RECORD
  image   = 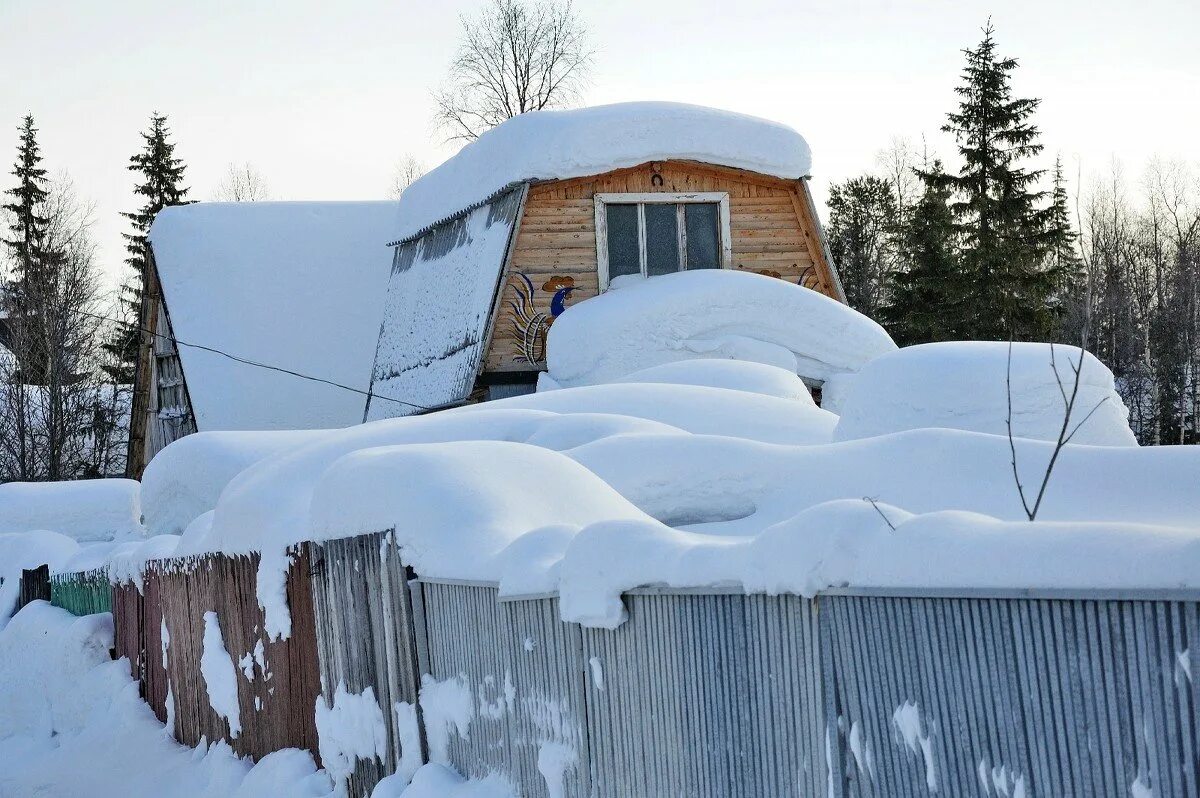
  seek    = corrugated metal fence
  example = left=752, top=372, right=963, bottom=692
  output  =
left=40, top=532, right=1200, bottom=797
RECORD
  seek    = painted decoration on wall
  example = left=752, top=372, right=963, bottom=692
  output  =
left=756, top=266, right=820, bottom=290
left=509, top=272, right=577, bottom=364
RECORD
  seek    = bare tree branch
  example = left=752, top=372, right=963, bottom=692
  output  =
left=433, top=0, right=594, bottom=142
left=214, top=162, right=271, bottom=202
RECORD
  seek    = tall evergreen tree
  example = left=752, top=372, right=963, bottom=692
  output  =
left=940, top=22, right=1053, bottom=340
left=103, top=113, right=190, bottom=383
left=2, top=115, right=66, bottom=381
left=1043, top=155, right=1084, bottom=332
left=827, top=175, right=899, bottom=319
left=882, top=160, right=965, bottom=345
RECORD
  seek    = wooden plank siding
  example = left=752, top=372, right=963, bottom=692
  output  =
left=483, top=161, right=841, bottom=373
left=126, top=246, right=198, bottom=479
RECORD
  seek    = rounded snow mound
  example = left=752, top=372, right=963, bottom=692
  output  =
left=833, top=341, right=1137, bottom=447
left=308, top=440, right=651, bottom=580
left=614, top=360, right=815, bottom=404
left=543, top=270, right=896, bottom=388
left=142, top=430, right=329, bottom=537
left=0, top=479, right=143, bottom=542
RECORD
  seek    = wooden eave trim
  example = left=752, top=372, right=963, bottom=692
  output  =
left=790, top=180, right=848, bottom=304
left=526, top=159, right=806, bottom=193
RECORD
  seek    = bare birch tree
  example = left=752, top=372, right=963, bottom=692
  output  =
left=214, top=162, right=271, bottom=202
left=433, top=0, right=593, bottom=141
left=390, top=155, right=425, bottom=200
left=0, top=175, right=126, bottom=481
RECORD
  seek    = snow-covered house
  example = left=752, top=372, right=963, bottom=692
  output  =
left=364, top=102, right=846, bottom=419
left=128, top=202, right=397, bottom=477
left=131, top=103, right=847, bottom=473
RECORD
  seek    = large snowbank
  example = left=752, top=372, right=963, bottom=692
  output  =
left=0, top=479, right=143, bottom=542
left=541, top=271, right=895, bottom=388
left=833, top=341, right=1138, bottom=446
left=0, top=602, right=337, bottom=797
left=611, top=359, right=815, bottom=403
left=148, top=201, right=396, bottom=431
left=178, top=408, right=688, bottom=637
left=393, top=102, right=811, bottom=243
left=464, top=382, right=835, bottom=444
left=142, top=430, right=330, bottom=536
left=309, top=441, right=648, bottom=582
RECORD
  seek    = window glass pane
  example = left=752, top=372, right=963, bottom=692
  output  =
left=644, top=203, right=680, bottom=276
left=685, top=203, right=721, bottom=269
left=605, top=204, right=641, bottom=280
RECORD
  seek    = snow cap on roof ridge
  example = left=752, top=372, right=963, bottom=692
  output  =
left=392, top=101, right=812, bottom=243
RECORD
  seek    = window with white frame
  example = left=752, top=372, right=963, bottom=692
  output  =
left=594, top=193, right=731, bottom=289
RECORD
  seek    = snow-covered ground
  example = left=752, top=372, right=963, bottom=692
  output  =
left=2, top=269, right=1198, bottom=795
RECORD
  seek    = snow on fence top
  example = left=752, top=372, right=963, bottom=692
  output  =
left=0, top=479, right=143, bottom=542
left=392, top=101, right=813, bottom=243
left=541, top=270, right=896, bottom=387
left=833, top=341, right=1138, bottom=447
left=148, top=201, right=397, bottom=432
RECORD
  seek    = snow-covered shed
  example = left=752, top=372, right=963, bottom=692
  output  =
left=128, top=201, right=398, bottom=477
left=364, top=102, right=847, bottom=420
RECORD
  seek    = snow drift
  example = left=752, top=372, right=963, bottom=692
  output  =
left=0, top=479, right=143, bottom=542
left=541, top=270, right=895, bottom=387
left=833, top=341, right=1137, bottom=446
left=141, top=430, right=330, bottom=537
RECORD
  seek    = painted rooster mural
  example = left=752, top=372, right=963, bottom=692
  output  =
left=510, top=273, right=576, bottom=364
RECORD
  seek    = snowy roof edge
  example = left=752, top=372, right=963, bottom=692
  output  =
left=386, top=180, right=528, bottom=247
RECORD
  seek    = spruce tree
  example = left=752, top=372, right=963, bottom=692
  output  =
left=941, top=22, right=1053, bottom=340
left=2, top=115, right=66, bottom=381
left=882, top=160, right=964, bottom=345
left=1043, top=155, right=1084, bottom=329
left=103, top=113, right=190, bottom=383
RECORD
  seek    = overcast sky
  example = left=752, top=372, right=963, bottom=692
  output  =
left=1, top=0, right=1197, bottom=290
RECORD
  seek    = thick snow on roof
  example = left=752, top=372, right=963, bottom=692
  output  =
left=833, top=341, right=1138, bottom=446
left=393, top=102, right=812, bottom=242
left=148, top=201, right=397, bottom=431
left=0, top=479, right=143, bottom=542
left=542, top=270, right=896, bottom=387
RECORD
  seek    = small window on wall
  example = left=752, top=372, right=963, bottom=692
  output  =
left=595, top=193, right=731, bottom=289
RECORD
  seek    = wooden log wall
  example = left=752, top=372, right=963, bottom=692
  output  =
left=484, top=160, right=842, bottom=373
left=50, top=568, right=112, bottom=616
left=309, top=531, right=426, bottom=797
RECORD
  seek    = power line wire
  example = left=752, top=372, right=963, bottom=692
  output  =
left=79, top=308, right=437, bottom=412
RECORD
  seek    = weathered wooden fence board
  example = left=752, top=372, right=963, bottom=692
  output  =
left=155, top=549, right=322, bottom=759
left=50, top=569, right=112, bottom=616
left=309, top=531, right=425, bottom=798
left=17, top=564, right=50, bottom=612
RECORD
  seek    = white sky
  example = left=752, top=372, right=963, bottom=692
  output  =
left=2, top=0, right=1197, bottom=290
